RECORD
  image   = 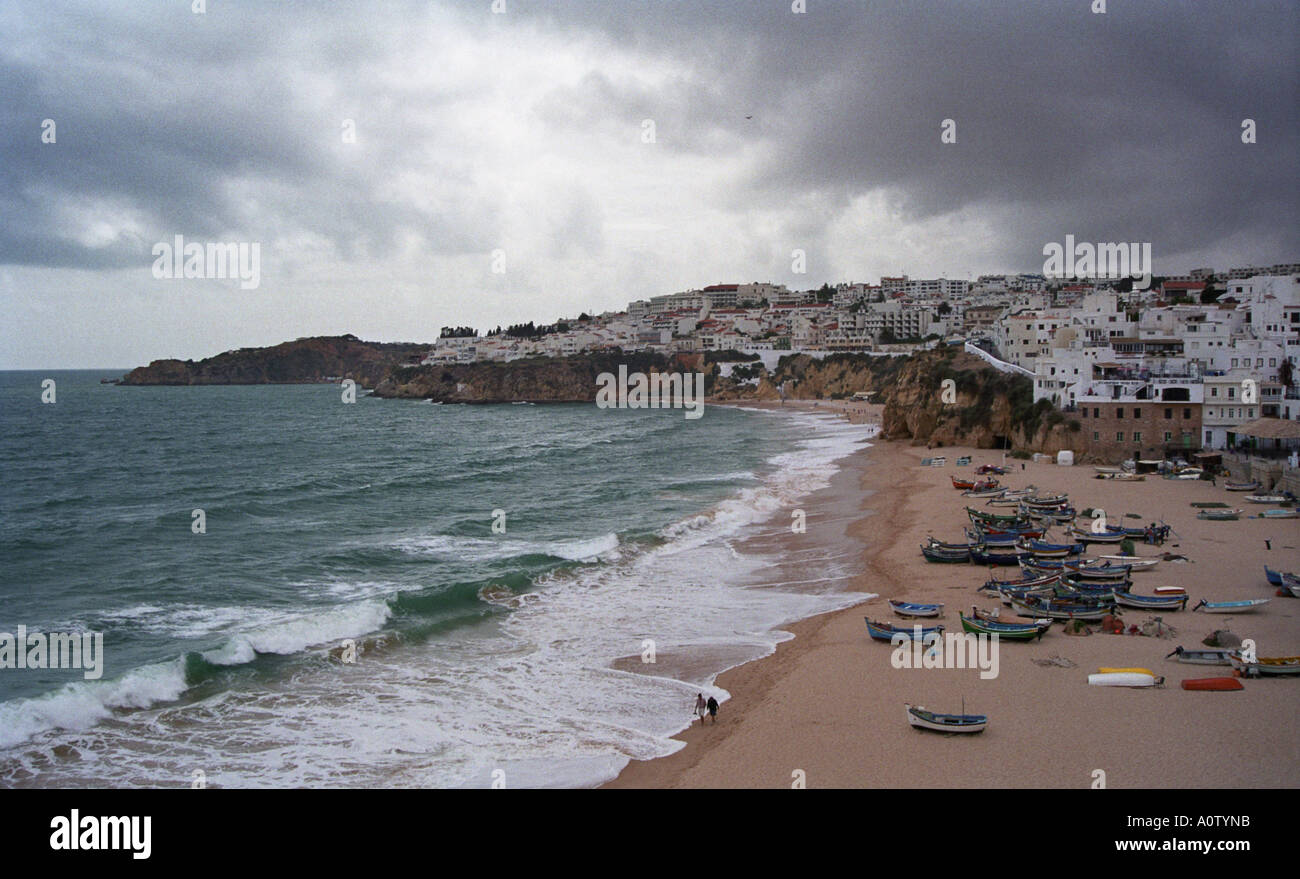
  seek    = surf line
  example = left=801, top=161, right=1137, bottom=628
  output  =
left=595, top=365, right=705, bottom=419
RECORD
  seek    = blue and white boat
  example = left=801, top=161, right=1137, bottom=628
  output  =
left=905, top=703, right=987, bottom=734
left=888, top=600, right=944, bottom=618
left=1192, top=598, right=1270, bottom=614
left=865, top=617, right=944, bottom=641
left=1114, top=590, right=1189, bottom=611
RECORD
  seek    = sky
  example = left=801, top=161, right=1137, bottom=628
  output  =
left=1, top=0, right=1297, bottom=369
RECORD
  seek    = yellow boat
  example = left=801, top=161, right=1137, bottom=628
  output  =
left=1098, top=666, right=1154, bottom=675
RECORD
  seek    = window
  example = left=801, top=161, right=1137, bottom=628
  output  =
left=1165, top=408, right=1172, bottom=419
left=1250, top=408, right=1255, bottom=418
left=1081, top=408, right=1087, bottom=418
left=1117, top=408, right=1124, bottom=418
left=1133, top=408, right=1141, bottom=418
left=1211, top=388, right=1218, bottom=397
left=1133, top=432, right=1142, bottom=443
left=1164, top=431, right=1172, bottom=442
left=1228, top=387, right=1235, bottom=399
left=1093, top=431, right=1100, bottom=441
left=1205, top=431, right=1212, bottom=443
left=1093, top=408, right=1099, bottom=418
left=1183, top=408, right=1191, bottom=419
left=1116, top=432, right=1124, bottom=442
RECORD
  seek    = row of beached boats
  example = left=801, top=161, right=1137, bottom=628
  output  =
left=894, top=468, right=1299, bottom=734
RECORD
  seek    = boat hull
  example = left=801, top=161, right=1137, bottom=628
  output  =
left=1181, top=678, right=1243, bottom=691
left=1193, top=599, right=1269, bottom=613
left=905, top=704, right=987, bottom=734
left=1088, top=672, right=1163, bottom=688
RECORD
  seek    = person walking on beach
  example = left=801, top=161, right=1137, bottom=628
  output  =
left=695, top=693, right=707, bottom=726
left=706, top=695, right=719, bottom=724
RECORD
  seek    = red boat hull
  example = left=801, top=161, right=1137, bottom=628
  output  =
left=1181, top=677, right=1243, bottom=691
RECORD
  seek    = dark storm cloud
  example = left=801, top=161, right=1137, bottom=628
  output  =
left=0, top=1, right=498, bottom=270
left=518, top=0, right=1300, bottom=266
left=1, top=0, right=1296, bottom=277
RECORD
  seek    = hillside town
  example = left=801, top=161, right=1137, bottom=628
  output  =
left=422, top=263, right=1300, bottom=460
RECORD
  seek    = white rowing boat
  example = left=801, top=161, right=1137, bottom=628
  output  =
left=1088, top=672, right=1164, bottom=688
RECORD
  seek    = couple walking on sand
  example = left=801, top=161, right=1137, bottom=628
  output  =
left=694, top=693, right=719, bottom=725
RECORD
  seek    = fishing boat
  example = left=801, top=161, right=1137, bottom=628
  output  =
left=1282, top=572, right=1300, bottom=597
left=921, top=544, right=970, bottom=563
left=1257, top=509, right=1300, bottom=519
left=1058, top=575, right=1125, bottom=595
left=966, top=507, right=1024, bottom=525
left=952, top=476, right=976, bottom=490
left=1197, top=509, right=1242, bottom=521
left=965, top=527, right=1019, bottom=546
left=1192, top=598, right=1270, bottom=614
left=904, top=703, right=987, bottom=734
left=1010, top=597, right=1111, bottom=621
left=1070, top=527, right=1126, bottom=543
left=969, top=547, right=1026, bottom=566
left=865, top=617, right=944, bottom=642
left=1113, top=590, right=1189, bottom=611
left=1088, top=672, right=1164, bottom=688
left=1096, top=555, right=1159, bottom=570
left=1165, top=646, right=1235, bottom=666
left=1228, top=654, right=1300, bottom=677
left=979, top=524, right=1046, bottom=539
left=1098, top=666, right=1154, bottom=675
left=1172, top=468, right=1204, bottom=480
left=1093, top=466, right=1122, bottom=474
left=1062, top=560, right=1133, bottom=579
left=1245, top=494, right=1288, bottom=504
left=971, top=605, right=1050, bottom=627
left=1022, top=493, right=1069, bottom=507
left=1181, top=678, right=1243, bottom=691
left=994, top=585, right=1059, bottom=606
left=889, top=599, right=944, bottom=618
left=976, top=464, right=1008, bottom=475
left=1017, top=539, right=1085, bottom=558
left=983, top=571, right=1060, bottom=591
left=959, top=612, right=1047, bottom=641
left=929, top=535, right=980, bottom=550
left=964, top=486, right=1005, bottom=499
left=1224, top=481, right=1261, bottom=492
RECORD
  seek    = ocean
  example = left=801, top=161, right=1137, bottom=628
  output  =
left=0, top=370, right=874, bottom=788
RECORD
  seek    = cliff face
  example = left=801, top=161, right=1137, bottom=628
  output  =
left=120, top=336, right=428, bottom=387
left=712, top=349, right=1085, bottom=456
left=373, top=351, right=683, bottom=403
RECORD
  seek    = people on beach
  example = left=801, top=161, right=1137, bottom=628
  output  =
left=706, top=695, right=719, bottom=723
left=695, top=693, right=707, bottom=725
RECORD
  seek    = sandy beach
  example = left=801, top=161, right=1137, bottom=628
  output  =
left=606, top=407, right=1300, bottom=788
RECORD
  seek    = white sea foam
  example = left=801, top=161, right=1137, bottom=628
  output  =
left=202, top=600, right=393, bottom=665
left=0, top=658, right=189, bottom=750
left=393, top=532, right=620, bottom=563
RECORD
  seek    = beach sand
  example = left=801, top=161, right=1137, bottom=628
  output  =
left=606, top=413, right=1300, bottom=788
